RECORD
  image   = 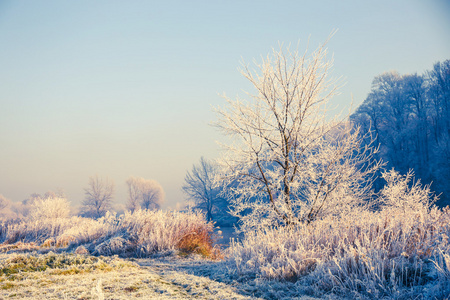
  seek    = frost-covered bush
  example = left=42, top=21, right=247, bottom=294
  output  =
left=0, top=197, right=73, bottom=244
left=90, top=209, right=216, bottom=257
left=29, top=197, right=71, bottom=220
left=0, top=208, right=216, bottom=258
left=379, top=169, right=436, bottom=213
left=1, top=216, right=86, bottom=245
left=228, top=171, right=450, bottom=298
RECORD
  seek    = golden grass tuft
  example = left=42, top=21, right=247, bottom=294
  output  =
left=55, top=234, right=76, bottom=248
left=176, top=225, right=222, bottom=259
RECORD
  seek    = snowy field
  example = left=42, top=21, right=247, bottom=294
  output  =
left=0, top=251, right=319, bottom=300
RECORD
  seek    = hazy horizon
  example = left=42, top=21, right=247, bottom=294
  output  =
left=1, top=0, right=449, bottom=209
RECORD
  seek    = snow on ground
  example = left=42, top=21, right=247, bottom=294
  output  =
left=0, top=252, right=320, bottom=300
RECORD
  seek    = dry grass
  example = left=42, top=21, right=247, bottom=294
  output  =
left=228, top=171, right=450, bottom=298
left=0, top=252, right=136, bottom=283
left=0, top=242, right=40, bottom=253
left=0, top=209, right=218, bottom=258
left=228, top=206, right=450, bottom=297
left=176, top=224, right=222, bottom=259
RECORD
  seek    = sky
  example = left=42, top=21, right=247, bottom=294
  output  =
left=0, top=0, right=449, bottom=209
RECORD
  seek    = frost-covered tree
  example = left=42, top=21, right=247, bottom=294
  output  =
left=126, top=177, right=164, bottom=211
left=0, top=194, right=9, bottom=210
left=428, top=60, right=450, bottom=141
left=0, top=194, right=17, bottom=220
left=351, top=60, right=450, bottom=206
left=82, top=175, right=115, bottom=218
left=126, top=176, right=142, bottom=212
left=182, top=157, right=229, bottom=222
left=404, top=73, right=429, bottom=174
left=214, top=41, right=382, bottom=229
left=352, top=72, right=414, bottom=172
left=22, top=193, right=42, bottom=206
left=427, top=60, right=450, bottom=204
left=140, top=179, right=164, bottom=210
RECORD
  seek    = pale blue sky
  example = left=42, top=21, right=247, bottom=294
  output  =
left=0, top=0, right=449, bottom=208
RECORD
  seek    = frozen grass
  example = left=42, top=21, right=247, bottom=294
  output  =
left=0, top=252, right=260, bottom=299
left=89, top=209, right=220, bottom=258
left=0, top=252, right=136, bottom=280
left=0, top=204, right=218, bottom=258
left=227, top=171, right=450, bottom=298
left=0, top=252, right=142, bottom=299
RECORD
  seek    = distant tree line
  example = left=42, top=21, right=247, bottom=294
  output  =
left=0, top=175, right=165, bottom=220
left=351, top=60, right=450, bottom=206
left=82, top=175, right=165, bottom=218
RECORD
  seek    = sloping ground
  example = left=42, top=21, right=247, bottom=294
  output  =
left=0, top=252, right=319, bottom=300
left=136, top=256, right=321, bottom=300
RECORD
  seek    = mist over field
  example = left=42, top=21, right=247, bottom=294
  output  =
left=1, top=1, right=449, bottom=299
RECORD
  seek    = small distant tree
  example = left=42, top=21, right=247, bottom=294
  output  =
left=43, top=189, right=66, bottom=200
left=0, top=194, right=10, bottom=210
left=22, top=193, right=42, bottom=206
left=82, top=175, right=115, bottom=218
left=182, top=157, right=224, bottom=221
left=126, top=177, right=141, bottom=212
left=0, top=194, right=16, bottom=220
left=126, top=177, right=164, bottom=211
left=140, top=179, right=164, bottom=210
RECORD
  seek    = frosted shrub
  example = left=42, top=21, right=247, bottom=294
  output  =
left=379, top=169, right=436, bottom=213
left=29, top=197, right=71, bottom=220
left=0, top=197, right=74, bottom=244
left=60, top=218, right=102, bottom=245
left=0, top=208, right=216, bottom=258
left=1, top=216, right=85, bottom=245
left=91, top=209, right=216, bottom=257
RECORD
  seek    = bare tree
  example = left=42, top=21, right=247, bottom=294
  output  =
left=140, top=179, right=164, bottom=210
left=126, top=176, right=142, bottom=212
left=126, top=177, right=164, bottom=211
left=82, top=175, right=115, bottom=218
left=182, top=157, right=223, bottom=221
left=0, top=194, right=10, bottom=210
left=214, top=41, right=382, bottom=229
left=22, top=189, right=66, bottom=206
left=22, top=193, right=41, bottom=206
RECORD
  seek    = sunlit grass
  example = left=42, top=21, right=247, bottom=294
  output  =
left=0, top=205, right=218, bottom=258
left=227, top=172, right=450, bottom=298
